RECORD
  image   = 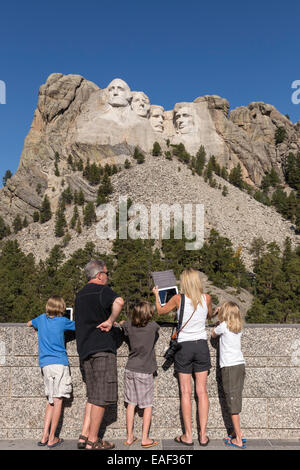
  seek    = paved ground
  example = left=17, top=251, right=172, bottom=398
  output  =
left=0, top=439, right=299, bottom=451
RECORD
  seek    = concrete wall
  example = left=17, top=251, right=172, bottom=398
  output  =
left=0, top=324, right=299, bottom=440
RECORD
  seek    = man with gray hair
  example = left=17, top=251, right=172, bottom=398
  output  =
left=75, top=260, right=124, bottom=450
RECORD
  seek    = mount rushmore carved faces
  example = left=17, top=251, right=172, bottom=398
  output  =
left=131, top=92, right=151, bottom=117
left=149, top=105, right=165, bottom=133
left=107, top=78, right=132, bottom=107
left=174, top=104, right=196, bottom=134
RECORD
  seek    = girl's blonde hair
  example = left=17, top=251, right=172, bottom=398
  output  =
left=131, top=301, right=154, bottom=328
left=180, top=268, right=204, bottom=310
left=218, top=301, right=243, bottom=333
left=46, top=296, right=66, bottom=317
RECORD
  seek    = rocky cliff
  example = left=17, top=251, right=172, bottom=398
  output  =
left=0, top=73, right=300, bottom=263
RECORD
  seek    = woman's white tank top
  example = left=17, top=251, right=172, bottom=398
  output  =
left=177, top=294, right=208, bottom=343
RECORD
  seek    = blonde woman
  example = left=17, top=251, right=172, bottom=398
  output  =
left=153, top=268, right=213, bottom=446
left=211, top=302, right=246, bottom=449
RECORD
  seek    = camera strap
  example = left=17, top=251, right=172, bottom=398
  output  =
left=177, top=294, right=185, bottom=333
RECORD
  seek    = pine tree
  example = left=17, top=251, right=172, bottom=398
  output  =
left=54, top=163, right=60, bottom=177
left=88, top=162, right=101, bottom=185
left=55, top=207, right=67, bottom=238
left=0, top=216, right=11, bottom=240
left=221, top=167, right=228, bottom=180
left=78, top=189, right=85, bottom=205
left=229, top=163, right=244, bottom=189
left=124, top=159, right=131, bottom=169
left=271, top=188, right=288, bottom=217
left=275, top=127, right=287, bottom=145
left=96, top=174, right=113, bottom=205
left=171, top=143, right=191, bottom=164
left=77, top=158, right=84, bottom=172
left=194, top=146, right=206, bottom=175
left=83, top=158, right=91, bottom=178
left=74, top=190, right=79, bottom=205
left=254, top=190, right=271, bottom=206
left=70, top=205, right=79, bottom=229
left=222, top=185, right=228, bottom=197
left=40, top=195, right=52, bottom=224
left=133, top=147, right=145, bottom=164
left=13, top=215, right=23, bottom=233
left=152, top=141, right=162, bottom=156
left=61, top=186, right=73, bottom=205
left=3, top=170, right=12, bottom=186
left=111, top=164, right=118, bottom=175
left=83, top=202, right=97, bottom=227
left=33, top=211, right=40, bottom=223
left=76, top=217, right=82, bottom=234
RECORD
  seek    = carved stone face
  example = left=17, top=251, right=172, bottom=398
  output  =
left=150, top=106, right=164, bottom=133
left=131, top=92, right=150, bottom=117
left=174, top=106, right=195, bottom=134
left=107, top=79, right=132, bottom=107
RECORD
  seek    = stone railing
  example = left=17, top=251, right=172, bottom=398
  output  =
left=0, top=324, right=299, bottom=440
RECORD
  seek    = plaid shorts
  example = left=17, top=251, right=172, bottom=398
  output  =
left=124, top=369, right=154, bottom=409
left=82, top=352, right=118, bottom=407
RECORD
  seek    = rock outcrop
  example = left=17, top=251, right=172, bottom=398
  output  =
left=3, top=154, right=299, bottom=271
left=0, top=73, right=300, bottom=258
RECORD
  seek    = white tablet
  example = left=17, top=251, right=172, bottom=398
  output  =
left=64, top=307, right=73, bottom=321
left=158, top=286, right=178, bottom=306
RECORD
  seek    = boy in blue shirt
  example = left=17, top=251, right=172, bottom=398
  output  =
left=27, top=296, right=75, bottom=448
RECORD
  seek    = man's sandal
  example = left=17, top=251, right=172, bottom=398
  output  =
left=86, top=439, right=115, bottom=450
left=77, top=434, right=88, bottom=449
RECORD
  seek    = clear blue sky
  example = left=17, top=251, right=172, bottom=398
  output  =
left=0, top=0, right=299, bottom=185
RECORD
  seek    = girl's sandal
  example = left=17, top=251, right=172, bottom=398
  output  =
left=77, top=434, right=88, bottom=449
left=124, top=437, right=138, bottom=446
left=223, top=435, right=246, bottom=444
left=86, top=439, right=115, bottom=450
left=224, top=437, right=246, bottom=449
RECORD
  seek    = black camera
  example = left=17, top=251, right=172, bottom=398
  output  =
left=162, top=339, right=182, bottom=371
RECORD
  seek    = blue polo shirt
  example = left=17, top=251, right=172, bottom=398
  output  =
left=32, top=313, right=75, bottom=367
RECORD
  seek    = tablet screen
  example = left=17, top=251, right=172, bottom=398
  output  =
left=158, top=287, right=178, bottom=306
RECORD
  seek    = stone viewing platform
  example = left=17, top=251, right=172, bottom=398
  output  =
left=0, top=323, right=299, bottom=442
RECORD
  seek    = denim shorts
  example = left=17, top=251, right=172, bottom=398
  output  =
left=174, top=339, right=211, bottom=374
